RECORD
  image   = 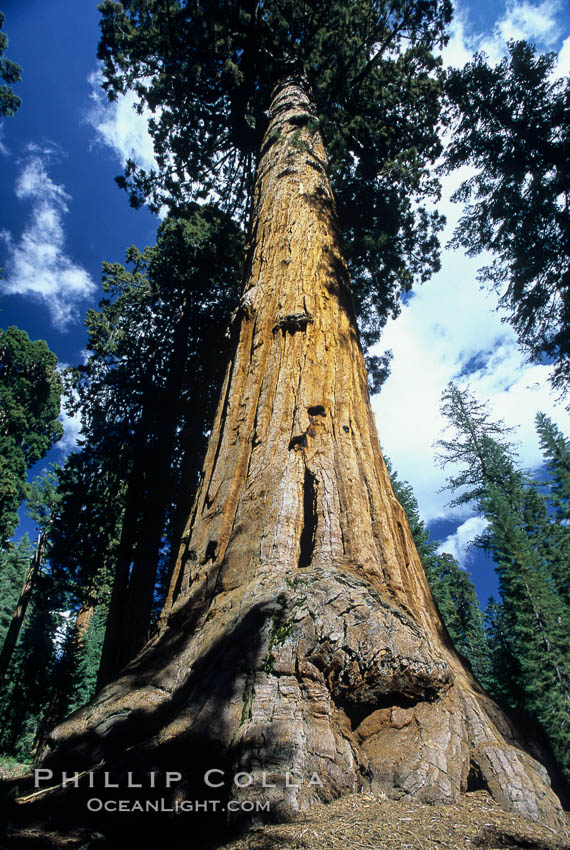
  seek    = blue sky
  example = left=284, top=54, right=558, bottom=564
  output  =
left=1, top=0, right=569, bottom=606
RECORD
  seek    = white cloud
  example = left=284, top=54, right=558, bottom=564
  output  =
left=57, top=405, right=83, bottom=456
left=442, top=0, right=567, bottom=69
left=385, top=0, right=570, bottom=528
left=438, top=516, right=490, bottom=566
left=372, top=169, right=568, bottom=525
left=1, top=154, right=96, bottom=328
left=0, top=125, right=8, bottom=156
left=495, top=0, right=562, bottom=46
left=553, top=35, right=570, bottom=76
left=441, top=9, right=477, bottom=68
left=85, top=70, right=156, bottom=172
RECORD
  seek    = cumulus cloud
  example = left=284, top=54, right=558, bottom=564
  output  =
left=85, top=70, right=156, bottom=172
left=553, top=35, right=570, bottom=76
left=494, top=0, right=563, bottom=46
left=372, top=169, right=568, bottom=525
left=438, top=516, right=490, bottom=566
left=1, top=153, right=96, bottom=328
left=387, top=1, right=570, bottom=529
left=443, top=0, right=567, bottom=68
left=440, top=9, right=478, bottom=67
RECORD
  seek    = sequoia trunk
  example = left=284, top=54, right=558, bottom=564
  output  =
left=15, top=77, right=565, bottom=842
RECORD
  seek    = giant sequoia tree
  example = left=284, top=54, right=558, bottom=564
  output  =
left=7, top=2, right=565, bottom=845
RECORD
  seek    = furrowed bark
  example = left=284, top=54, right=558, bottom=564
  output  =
left=12, top=76, right=565, bottom=844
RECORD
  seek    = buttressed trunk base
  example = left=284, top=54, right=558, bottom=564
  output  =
left=10, top=77, right=565, bottom=845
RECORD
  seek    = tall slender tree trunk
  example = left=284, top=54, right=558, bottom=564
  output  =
left=99, top=301, right=196, bottom=681
left=103, top=299, right=199, bottom=673
left=96, top=460, right=143, bottom=688
left=0, top=530, right=45, bottom=686
left=22, top=76, right=565, bottom=838
left=32, top=597, right=97, bottom=762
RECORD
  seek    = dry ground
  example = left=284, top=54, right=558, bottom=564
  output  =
left=2, top=789, right=569, bottom=849
left=218, top=790, right=570, bottom=850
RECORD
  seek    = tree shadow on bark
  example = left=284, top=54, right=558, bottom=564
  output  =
left=0, top=597, right=294, bottom=849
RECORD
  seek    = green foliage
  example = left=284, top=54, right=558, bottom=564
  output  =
left=534, top=413, right=570, bottom=606
left=68, top=205, right=243, bottom=479
left=435, top=382, right=517, bottom=509
left=69, top=601, right=109, bottom=711
left=0, top=536, right=33, bottom=645
left=0, top=327, right=63, bottom=544
left=0, top=468, right=70, bottom=757
left=0, top=457, right=110, bottom=756
left=387, top=459, right=492, bottom=687
left=443, top=41, right=570, bottom=395
left=436, top=382, right=570, bottom=777
left=57, top=205, right=244, bottom=681
left=484, top=596, right=525, bottom=708
left=481, top=479, right=570, bottom=776
left=264, top=593, right=294, bottom=673
left=0, top=11, right=22, bottom=118
left=97, top=0, right=452, bottom=351
left=47, top=453, right=124, bottom=607
left=430, top=552, right=493, bottom=689
left=535, top=412, right=570, bottom=520
left=0, top=579, right=59, bottom=759
left=0, top=206, right=242, bottom=711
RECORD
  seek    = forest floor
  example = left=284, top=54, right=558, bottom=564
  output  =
left=217, top=790, right=570, bottom=850
left=2, top=785, right=569, bottom=849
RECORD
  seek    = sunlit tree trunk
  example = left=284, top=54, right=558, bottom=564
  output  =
left=30, top=76, right=564, bottom=836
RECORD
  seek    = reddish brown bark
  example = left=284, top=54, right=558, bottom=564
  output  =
left=12, top=76, right=565, bottom=843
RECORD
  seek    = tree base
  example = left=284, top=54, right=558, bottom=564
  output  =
left=5, top=566, right=565, bottom=844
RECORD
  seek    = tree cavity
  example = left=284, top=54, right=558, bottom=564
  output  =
left=298, top=466, right=317, bottom=569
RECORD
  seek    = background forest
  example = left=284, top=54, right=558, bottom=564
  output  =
left=0, top=0, right=568, bottom=792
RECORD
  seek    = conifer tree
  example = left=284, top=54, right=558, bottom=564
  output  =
left=443, top=42, right=570, bottom=395
left=435, top=382, right=517, bottom=509
left=0, top=537, right=33, bottom=645
left=0, top=11, right=21, bottom=118
left=534, top=413, right=570, bottom=606
left=484, top=596, right=524, bottom=708
left=0, top=471, right=65, bottom=758
left=536, top=414, right=570, bottom=518
left=389, top=463, right=492, bottom=687
left=0, top=327, right=63, bottom=545
left=50, top=207, right=243, bottom=684
left=96, top=0, right=449, bottom=366
left=482, top=479, right=569, bottom=776
left=0, top=469, right=62, bottom=686
left=11, top=4, right=566, bottom=840
left=431, top=552, right=493, bottom=689
left=437, top=383, right=570, bottom=778
left=0, top=582, right=59, bottom=759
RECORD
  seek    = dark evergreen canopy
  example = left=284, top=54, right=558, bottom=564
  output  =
left=0, top=11, right=22, bottom=118
left=97, top=0, right=452, bottom=352
left=0, top=327, right=63, bottom=545
left=443, top=41, right=570, bottom=395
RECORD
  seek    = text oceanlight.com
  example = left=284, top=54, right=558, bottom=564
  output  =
left=33, top=769, right=324, bottom=812
left=86, top=798, right=271, bottom=814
